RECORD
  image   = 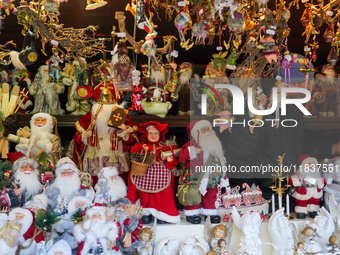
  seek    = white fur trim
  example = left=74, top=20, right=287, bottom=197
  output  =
left=47, top=240, right=72, bottom=255
left=24, top=200, right=45, bottom=211
left=191, top=120, right=212, bottom=140
left=295, top=206, right=307, bottom=213
left=141, top=208, right=181, bottom=223
left=307, top=187, right=323, bottom=199
left=291, top=175, right=302, bottom=187
left=19, top=239, right=36, bottom=255
left=8, top=208, right=33, bottom=236
left=12, top=157, right=39, bottom=174
left=67, top=196, right=92, bottom=216
left=33, top=194, right=48, bottom=208
left=183, top=209, right=201, bottom=216
left=300, top=157, right=318, bottom=168
left=30, top=113, right=54, bottom=133
left=20, top=100, right=33, bottom=110
left=201, top=208, right=217, bottom=215
left=45, top=142, right=53, bottom=154
left=99, top=167, right=118, bottom=179
left=86, top=205, right=106, bottom=219
left=188, top=146, right=197, bottom=161
left=56, top=157, right=77, bottom=169
left=307, top=204, right=320, bottom=212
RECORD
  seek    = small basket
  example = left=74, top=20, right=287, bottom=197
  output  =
left=130, top=149, right=150, bottom=176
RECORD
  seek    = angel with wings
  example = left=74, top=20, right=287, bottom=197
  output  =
left=136, top=219, right=157, bottom=255
left=204, top=215, right=233, bottom=254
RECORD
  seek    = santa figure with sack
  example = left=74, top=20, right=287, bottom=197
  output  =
left=0, top=207, right=45, bottom=255
left=72, top=83, right=138, bottom=180
left=0, top=152, right=43, bottom=208
left=73, top=203, right=123, bottom=255
left=179, top=120, right=229, bottom=224
left=126, top=121, right=180, bottom=224
left=289, top=155, right=326, bottom=219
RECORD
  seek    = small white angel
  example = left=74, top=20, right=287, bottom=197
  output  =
left=136, top=219, right=157, bottom=255
left=154, top=237, right=180, bottom=255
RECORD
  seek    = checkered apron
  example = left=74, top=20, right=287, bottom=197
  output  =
left=131, top=163, right=171, bottom=193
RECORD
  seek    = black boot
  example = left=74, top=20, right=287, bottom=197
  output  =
left=141, top=215, right=153, bottom=224
left=296, top=213, right=306, bottom=219
left=186, top=215, right=201, bottom=224
left=157, top=219, right=168, bottom=224
left=205, top=215, right=221, bottom=223
left=309, top=211, right=317, bottom=219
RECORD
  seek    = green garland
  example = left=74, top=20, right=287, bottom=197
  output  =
left=0, top=160, right=12, bottom=188
left=35, top=209, right=61, bottom=231
left=38, top=152, right=55, bottom=174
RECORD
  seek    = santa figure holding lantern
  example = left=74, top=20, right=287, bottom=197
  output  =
left=126, top=121, right=180, bottom=224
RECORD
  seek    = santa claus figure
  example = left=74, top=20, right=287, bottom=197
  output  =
left=0, top=152, right=43, bottom=208
left=5, top=208, right=44, bottom=255
left=72, top=85, right=137, bottom=177
left=73, top=203, right=122, bottom=255
left=179, top=120, right=229, bottom=224
left=46, top=240, right=72, bottom=255
left=94, top=167, right=127, bottom=203
left=289, top=155, right=326, bottom=219
left=323, top=157, right=340, bottom=210
left=126, top=121, right=180, bottom=224
left=129, top=70, right=143, bottom=112
left=45, top=157, right=94, bottom=212
left=7, top=113, right=61, bottom=165
left=23, top=194, right=48, bottom=213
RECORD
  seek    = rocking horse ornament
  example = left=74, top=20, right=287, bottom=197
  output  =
left=172, top=2, right=194, bottom=50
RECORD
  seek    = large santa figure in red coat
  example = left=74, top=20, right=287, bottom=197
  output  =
left=289, top=155, right=326, bottom=219
left=126, top=121, right=180, bottom=224
left=179, top=120, right=229, bottom=224
left=0, top=207, right=45, bottom=255
left=72, top=84, right=138, bottom=178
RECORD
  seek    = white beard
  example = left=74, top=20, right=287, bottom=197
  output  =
left=179, top=69, right=192, bottom=86
left=299, top=167, right=322, bottom=180
left=198, top=131, right=224, bottom=166
left=14, top=169, right=41, bottom=199
left=29, top=124, right=54, bottom=151
left=106, top=176, right=127, bottom=202
left=92, top=103, right=117, bottom=136
left=150, top=69, right=166, bottom=85
left=52, top=175, right=81, bottom=200
left=82, top=220, right=107, bottom=255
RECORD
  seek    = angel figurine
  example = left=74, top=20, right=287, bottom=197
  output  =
left=301, top=224, right=322, bottom=254
left=136, top=220, right=157, bottom=255
left=154, top=237, right=180, bottom=255
left=179, top=235, right=210, bottom=255
left=204, top=215, right=233, bottom=252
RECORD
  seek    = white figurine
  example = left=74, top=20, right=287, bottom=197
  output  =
left=301, top=223, right=322, bottom=254
left=232, top=206, right=263, bottom=255
left=154, top=237, right=180, bottom=255
left=312, top=207, right=335, bottom=253
left=136, top=220, right=157, bottom=255
left=327, top=194, right=340, bottom=233
left=179, top=235, right=210, bottom=255
left=323, top=157, right=340, bottom=210
left=267, top=208, right=296, bottom=255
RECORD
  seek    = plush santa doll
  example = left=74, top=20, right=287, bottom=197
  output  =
left=45, top=157, right=94, bottom=212
left=289, top=155, right=326, bottom=219
left=126, top=121, right=180, bottom=224
left=72, top=85, right=137, bottom=178
left=179, top=120, right=229, bottom=224
left=7, top=208, right=44, bottom=255
left=73, top=203, right=123, bottom=255
left=23, top=194, right=48, bottom=213
left=0, top=152, right=43, bottom=208
left=46, top=240, right=72, bottom=255
left=95, top=167, right=127, bottom=202
left=7, top=113, right=61, bottom=165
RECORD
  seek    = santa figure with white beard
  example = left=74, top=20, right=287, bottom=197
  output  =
left=45, top=157, right=94, bottom=212
left=7, top=113, right=61, bottom=165
left=0, top=152, right=43, bottom=208
left=94, top=167, right=127, bottom=202
left=289, top=155, right=326, bottom=219
left=72, top=84, right=137, bottom=179
left=179, top=120, right=230, bottom=224
left=73, top=203, right=123, bottom=255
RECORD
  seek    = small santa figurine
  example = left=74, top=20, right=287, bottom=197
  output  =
left=289, top=155, right=326, bottom=219
left=94, top=167, right=127, bottom=203
left=72, top=84, right=137, bottom=178
left=46, top=240, right=72, bottom=255
left=72, top=203, right=123, bottom=255
left=0, top=152, right=43, bottom=208
left=5, top=208, right=45, bottom=255
left=7, top=113, right=61, bottom=165
left=45, top=157, right=94, bottom=212
left=126, top=121, right=180, bottom=224
left=23, top=194, right=48, bottom=213
left=179, top=120, right=229, bottom=224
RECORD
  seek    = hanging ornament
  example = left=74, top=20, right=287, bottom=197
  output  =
left=323, top=23, right=335, bottom=43
left=309, top=41, right=319, bottom=62
left=85, top=0, right=107, bottom=10
left=226, top=49, right=237, bottom=70
left=172, top=4, right=194, bottom=50
left=327, top=46, right=338, bottom=65
left=259, top=35, right=279, bottom=63
left=300, top=7, right=311, bottom=26
left=138, top=0, right=147, bottom=25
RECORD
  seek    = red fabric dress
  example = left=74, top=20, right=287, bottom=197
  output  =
left=126, top=141, right=180, bottom=223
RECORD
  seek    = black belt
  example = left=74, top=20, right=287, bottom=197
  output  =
left=303, top=184, right=316, bottom=188
left=333, top=180, right=340, bottom=185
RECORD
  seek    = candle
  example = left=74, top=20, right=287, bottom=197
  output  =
left=272, top=193, right=275, bottom=214
left=286, top=194, right=290, bottom=217
left=279, top=194, right=282, bottom=209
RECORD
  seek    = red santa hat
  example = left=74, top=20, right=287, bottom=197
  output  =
left=299, top=155, right=318, bottom=166
left=55, top=157, right=79, bottom=175
left=86, top=203, right=106, bottom=219
left=187, top=120, right=212, bottom=141
left=8, top=152, right=39, bottom=174
left=138, top=121, right=168, bottom=143
left=67, top=196, right=93, bottom=216
left=46, top=240, right=72, bottom=255
left=99, top=166, right=119, bottom=179
left=24, top=194, right=48, bottom=211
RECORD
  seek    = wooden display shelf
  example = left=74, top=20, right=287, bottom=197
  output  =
left=17, top=114, right=340, bottom=129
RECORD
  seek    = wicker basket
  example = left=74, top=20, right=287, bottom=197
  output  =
left=130, top=149, right=150, bottom=176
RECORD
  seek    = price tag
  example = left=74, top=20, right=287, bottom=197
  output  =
left=199, top=9, right=203, bottom=15
left=276, top=75, right=282, bottom=81
left=171, top=50, right=179, bottom=58
left=266, top=29, right=275, bottom=35
left=302, top=0, right=309, bottom=3
left=270, top=25, right=277, bottom=30
left=216, top=46, right=223, bottom=51
left=117, top=32, right=126, bottom=37
left=304, top=47, right=311, bottom=52
left=178, top=1, right=186, bottom=6
left=327, top=11, right=333, bottom=16
left=51, top=40, right=59, bottom=46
